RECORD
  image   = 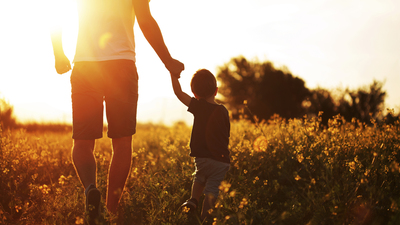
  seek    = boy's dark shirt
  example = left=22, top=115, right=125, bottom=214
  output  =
left=187, top=98, right=230, bottom=164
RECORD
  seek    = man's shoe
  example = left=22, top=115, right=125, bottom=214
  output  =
left=85, top=185, right=101, bottom=225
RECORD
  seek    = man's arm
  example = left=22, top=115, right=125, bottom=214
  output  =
left=170, top=75, right=191, bottom=107
left=51, top=30, right=71, bottom=74
left=132, top=0, right=184, bottom=77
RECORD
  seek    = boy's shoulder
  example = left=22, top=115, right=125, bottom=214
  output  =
left=189, top=99, right=228, bottom=116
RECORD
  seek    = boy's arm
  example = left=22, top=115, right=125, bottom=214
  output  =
left=133, top=0, right=184, bottom=78
left=170, top=75, right=192, bottom=107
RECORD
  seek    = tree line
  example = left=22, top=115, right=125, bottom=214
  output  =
left=1, top=55, right=399, bottom=130
left=0, top=98, right=70, bottom=132
left=216, top=56, right=398, bottom=125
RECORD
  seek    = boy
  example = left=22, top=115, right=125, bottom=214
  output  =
left=170, top=69, right=230, bottom=221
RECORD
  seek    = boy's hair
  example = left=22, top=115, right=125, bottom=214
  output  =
left=190, top=69, right=217, bottom=99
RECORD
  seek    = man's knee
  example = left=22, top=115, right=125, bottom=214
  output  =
left=112, top=136, right=132, bottom=144
left=113, top=135, right=132, bottom=141
left=112, top=136, right=132, bottom=152
left=73, top=139, right=96, bottom=151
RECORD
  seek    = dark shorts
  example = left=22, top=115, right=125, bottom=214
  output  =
left=70, top=60, right=138, bottom=139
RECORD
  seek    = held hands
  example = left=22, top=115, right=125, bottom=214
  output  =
left=166, top=58, right=184, bottom=78
left=54, top=54, right=71, bottom=74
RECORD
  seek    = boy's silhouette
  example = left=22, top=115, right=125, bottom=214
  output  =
left=170, top=69, right=231, bottom=221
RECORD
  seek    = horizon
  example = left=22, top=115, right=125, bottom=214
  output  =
left=1, top=0, right=399, bottom=125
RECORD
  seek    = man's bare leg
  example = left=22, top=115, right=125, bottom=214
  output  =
left=72, top=139, right=96, bottom=189
left=106, top=136, right=132, bottom=214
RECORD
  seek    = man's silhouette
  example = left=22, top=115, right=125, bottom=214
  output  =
left=51, top=0, right=184, bottom=223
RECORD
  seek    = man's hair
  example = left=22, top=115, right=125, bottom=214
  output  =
left=190, top=69, right=217, bottom=99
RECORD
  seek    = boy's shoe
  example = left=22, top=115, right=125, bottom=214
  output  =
left=180, top=198, right=198, bottom=213
left=85, top=185, right=101, bottom=225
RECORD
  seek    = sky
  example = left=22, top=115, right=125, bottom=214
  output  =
left=0, top=0, right=399, bottom=125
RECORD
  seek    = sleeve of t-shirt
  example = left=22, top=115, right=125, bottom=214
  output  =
left=187, top=97, right=198, bottom=115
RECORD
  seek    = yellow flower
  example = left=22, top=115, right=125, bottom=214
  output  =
left=75, top=216, right=84, bottom=224
left=219, top=181, right=231, bottom=193
left=297, top=153, right=304, bottom=163
left=39, top=184, right=50, bottom=195
left=3, top=168, right=9, bottom=174
left=15, top=205, right=22, bottom=213
left=253, top=176, right=259, bottom=184
left=182, top=206, right=190, bottom=213
left=348, top=161, right=356, bottom=172
left=311, top=178, right=316, bottom=185
left=253, top=136, right=268, bottom=152
left=58, top=175, right=66, bottom=185
left=239, top=198, right=249, bottom=209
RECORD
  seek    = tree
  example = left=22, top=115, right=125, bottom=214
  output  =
left=217, top=56, right=310, bottom=121
left=301, top=81, right=387, bottom=126
left=303, top=87, right=337, bottom=125
left=336, top=80, right=386, bottom=124
left=0, top=98, right=17, bottom=129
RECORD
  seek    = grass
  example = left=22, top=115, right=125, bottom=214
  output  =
left=0, top=115, right=400, bottom=224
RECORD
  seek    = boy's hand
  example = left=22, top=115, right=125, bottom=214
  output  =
left=166, top=58, right=184, bottom=78
left=170, top=72, right=192, bottom=107
left=54, top=54, right=71, bottom=74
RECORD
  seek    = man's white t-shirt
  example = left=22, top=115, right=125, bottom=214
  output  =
left=73, top=0, right=136, bottom=63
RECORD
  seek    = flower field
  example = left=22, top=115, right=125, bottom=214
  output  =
left=1, top=115, right=400, bottom=224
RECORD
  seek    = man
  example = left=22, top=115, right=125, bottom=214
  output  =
left=51, top=0, right=184, bottom=223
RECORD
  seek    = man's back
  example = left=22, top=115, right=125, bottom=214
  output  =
left=74, top=0, right=136, bottom=62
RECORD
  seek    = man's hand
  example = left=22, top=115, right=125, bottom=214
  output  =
left=166, top=58, right=184, bottom=78
left=132, top=0, right=184, bottom=78
left=54, top=54, right=71, bottom=74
